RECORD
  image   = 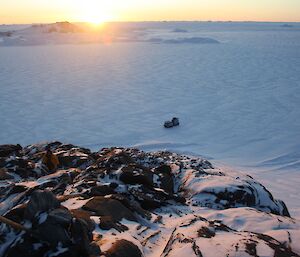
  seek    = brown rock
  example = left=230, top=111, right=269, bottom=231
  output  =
left=105, top=239, right=143, bottom=257
left=82, top=196, right=137, bottom=222
left=71, top=209, right=95, bottom=231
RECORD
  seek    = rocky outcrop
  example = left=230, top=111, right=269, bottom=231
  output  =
left=0, top=142, right=299, bottom=257
left=0, top=144, right=22, bottom=157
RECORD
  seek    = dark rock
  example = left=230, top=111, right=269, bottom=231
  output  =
left=128, top=185, right=170, bottom=210
left=154, top=165, right=174, bottom=194
left=7, top=184, right=28, bottom=195
left=4, top=204, right=26, bottom=223
left=69, top=218, right=96, bottom=256
left=276, top=199, right=291, bottom=217
left=88, top=242, right=102, bottom=256
left=46, top=141, right=63, bottom=150
left=120, top=164, right=153, bottom=187
left=96, top=149, right=134, bottom=169
left=4, top=233, right=50, bottom=257
left=155, top=165, right=171, bottom=175
left=34, top=208, right=73, bottom=246
left=0, top=168, right=14, bottom=180
left=5, top=157, right=34, bottom=178
left=24, top=190, right=60, bottom=221
left=57, top=153, right=92, bottom=169
left=0, top=157, right=6, bottom=168
left=82, top=196, right=137, bottom=222
left=71, top=209, right=95, bottom=231
left=212, top=188, right=256, bottom=208
left=98, top=216, right=128, bottom=232
left=197, top=226, right=216, bottom=238
left=89, top=185, right=115, bottom=196
left=0, top=144, right=22, bottom=157
left=105, top=239, right=143, bottom=257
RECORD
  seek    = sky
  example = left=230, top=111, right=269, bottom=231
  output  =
left=0, top=0, right=299, bottom=24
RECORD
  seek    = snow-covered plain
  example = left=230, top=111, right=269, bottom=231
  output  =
left=0, top=22, right=299, bottom=216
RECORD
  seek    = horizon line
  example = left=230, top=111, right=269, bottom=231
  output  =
left=1, top=19, right=300, bottom=26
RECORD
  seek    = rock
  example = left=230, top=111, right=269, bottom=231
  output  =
left=34, top=208, right=73, bottom=246
left=4, top=204, right=26, bottom=223
left=105, top=239, right=143, bottom=257
left=120, top=164, right=153, bottom=187
left=98, top=216, right=129, bottom=232
left=4, top=156, right=34, bottom=178
left=69, top=218, right=97, bottom=256
left=89, top=185, right=116, bottom=197
left=57, top=151, right=93, bottom=169
left=24, top=190, right=60, bottom=221
left=96, top=148, right=135, bottom=169
left=0, top=143, right=298, bottom=257
left=71, top=209, right=95, bottom=231
left=0, top=168, right=14, bottom=180
left=182, top=167, right=291, bottom=217
left=0, top=144, right=22, bottom=157
left=82, top=196, right=137, bottom=222
left=4, top=233, right=50, bottom=257
left=154, top=165, right=174, bottom=194
left=197, top=226, right=216, bottom=238
left=128, top=185, right=170, bottom=210
left=0, top=157, right=6, bottom=168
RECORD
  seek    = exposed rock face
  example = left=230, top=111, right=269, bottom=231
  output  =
left=0, top=142, right=299, bottom=257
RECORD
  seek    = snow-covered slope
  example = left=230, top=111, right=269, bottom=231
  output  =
left=0, top=22, right=299, bottom=217
left=0, top=142, right=299, bottom=257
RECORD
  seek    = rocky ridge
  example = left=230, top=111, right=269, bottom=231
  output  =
left=0, top=142, right=299, bottom=257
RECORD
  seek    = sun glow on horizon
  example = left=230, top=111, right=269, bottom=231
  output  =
left=75, top=0, right=116, bottom=25
left=0, top=0, right=300, bottom=24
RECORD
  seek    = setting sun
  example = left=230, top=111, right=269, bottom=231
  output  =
left=75, top=0, right=116, bottom=24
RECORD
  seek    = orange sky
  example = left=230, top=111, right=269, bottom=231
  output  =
left=0, top=0, right=299, bottom=24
